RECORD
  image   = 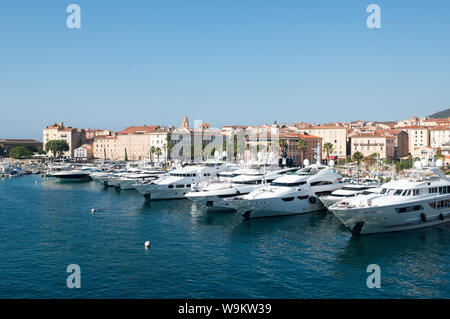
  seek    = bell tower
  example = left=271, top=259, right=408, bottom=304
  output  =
left=182, top=115, right=189, bottom=129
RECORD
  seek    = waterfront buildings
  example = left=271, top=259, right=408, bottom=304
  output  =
left=350, top=133, right=395, bottom=159
left=43, top=123, right=86, bottom=157
left=402, top=126, right=430, bottom=152
left=301, top=125, right=347, bottom=160
left=85, top=129, right=113, bottom=143
left=430, top=126, right=450, bottom=149
left=42, top=114, right=450, bottom=163
left=280, top=132, right=322, bottom=165
left=0, top=139, right=43, bottom=157
left=74, top=144, right=94, bottom=160
left=93, top=135, right=118, bottom=160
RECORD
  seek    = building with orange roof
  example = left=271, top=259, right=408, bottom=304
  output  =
left=280, top=132, right=322, bottom=165
left=74, top=144, right=94, bottom=160
left=302, top=125, right=348, bottom=159
left=43, top=123, right=86, bottom=157
left=93, top=135, right=118, bottom=159
left=350, top=132, right=395, bottom=159
left=430, top=126, right=450, bottom=150
left=411, top=146, right=442, bottom=160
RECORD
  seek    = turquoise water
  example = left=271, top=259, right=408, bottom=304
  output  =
left=0, top=176, right=449, bottom=298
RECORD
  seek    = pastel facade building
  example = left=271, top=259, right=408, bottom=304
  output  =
left=350, top=133, right=395, bottom=159
left=411, top=146, right=442, bottom=160
left=43, top=123, right=86, bottom=157
left=93, top=135, right=118, bottom=159
left=430, top=126, right=450, bottom=149
left=85, top=129, right=113, bottom=142
left=403, top=127, right=430, bottom=154
left=302, top=126, right=347, bottom=159
left=74, top=144, right=94, bottom=160
left=280, top=132, right=322, bottom=165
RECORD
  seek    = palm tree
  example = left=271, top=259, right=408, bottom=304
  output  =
left=155, top=147, right=162, bottom=163
left=297, top=139, right=307, bottom=166
left=150, top=146, right=156, bottom=163
left=352, top=151, right=364, bottom=182
left=279, top=140, right=287, bottom=157
left=165, top=134, right=175, bottom=163
left=323, top=142, right=334, bottom=162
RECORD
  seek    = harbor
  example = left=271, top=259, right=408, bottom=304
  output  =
left=2, top=0, right=450, bottom=302
left=1, top=173, right=449, bottom=298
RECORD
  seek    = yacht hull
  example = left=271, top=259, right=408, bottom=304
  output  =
left=135, top=184, right=190, bottom=200
left=330, top=202, right=450, bottom=235
left=189, top=196, right=238, bottom=212
left=227, top=196, right=325, bottom=219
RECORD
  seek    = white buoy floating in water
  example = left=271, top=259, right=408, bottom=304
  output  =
left=91, top=208, right=96, bottom=213
left=144, top=241, right=151, bottom=248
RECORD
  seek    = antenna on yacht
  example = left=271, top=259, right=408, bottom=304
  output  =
left=431, top=141, right=436, bottom=167
left=315, top=141, right=321, bottom=165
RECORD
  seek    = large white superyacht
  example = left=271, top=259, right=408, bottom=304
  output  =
left=329, top=161, right=450, bottom=235
left=185, top=166, right=299, bottom=211
left=133, top=163, right=229, bottom=200
left=224, top=163, right=343, bottom=219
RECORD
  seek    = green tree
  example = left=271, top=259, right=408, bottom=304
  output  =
left=210, top=147, right=216, bottom=157
left=150, top=146, right=156, bottom=163
left=323, top=142, right=334, bottom=161
left=279, top=140, right=287, bottom=157
left=45, top=140, right=69, bottom=158
left=9, top=146, right=33, bottom=159
left=352, top=151, right=364, bottom=181
left=297, top=139, right=307, bottom=165
left=155, top=147, right=162, bottom=162
left=368, top=153, right=379, bottom=166
left=124, top=148, right=128, bottom=161
left=395, top=156, right=413, bottom=172
left=165, top=134, right=175, bottom=162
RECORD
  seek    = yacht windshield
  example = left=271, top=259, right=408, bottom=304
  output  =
left=271, top=181, right=306, bottom=187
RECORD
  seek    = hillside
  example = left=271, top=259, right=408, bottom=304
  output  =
left=428, top=108, right=450, bottom=118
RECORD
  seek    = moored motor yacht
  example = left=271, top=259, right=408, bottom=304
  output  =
left=185, top=167, right=299, bottom=211
left=224, top=164, right=343, bottom=219
left=133, top=163, right=229, bottom=200
left=112, top=170, right=166, bottom=190
left=329, top=166, right=450, bottom=236
left=52, top=169, right=92, bottom=181
left=320, top=184, right=380, bottom=208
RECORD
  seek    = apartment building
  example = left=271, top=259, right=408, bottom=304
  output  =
left=43, top=123, right=86, bottom=157
left=400, top=126, right=430, bottom=154
left=74, top=144, right=94, bottom=160
left=93, top=135, right=118, bottom=159
left=302, top=126, right=347, bottom=159
left=430, top=126, right=450, bottom=149
left=280, top=132, right=322, bottom=165
left=350, top=133, right=395, bottom=159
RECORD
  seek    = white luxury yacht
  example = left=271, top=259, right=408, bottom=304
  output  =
left=320, top=184, right=380, bottom=208
left=52, top=169, right=93, bottom=181
left=185, top=166, right=299, bottom=211
left=112, top=170, right=166, bottom=190
left=133, top=163, right=229, bottom=200
left=329, top=160, right=450, bottom=236
left=224, top=163, right=343, bottom=219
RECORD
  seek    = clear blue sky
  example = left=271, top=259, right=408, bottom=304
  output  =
left=1, top=0, right=450, bottom=140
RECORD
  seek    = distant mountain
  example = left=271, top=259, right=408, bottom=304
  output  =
left=428, top=108, right=450, bottom=118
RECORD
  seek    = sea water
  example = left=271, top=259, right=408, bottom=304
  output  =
left=0, top=176, right=449, bottom=298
